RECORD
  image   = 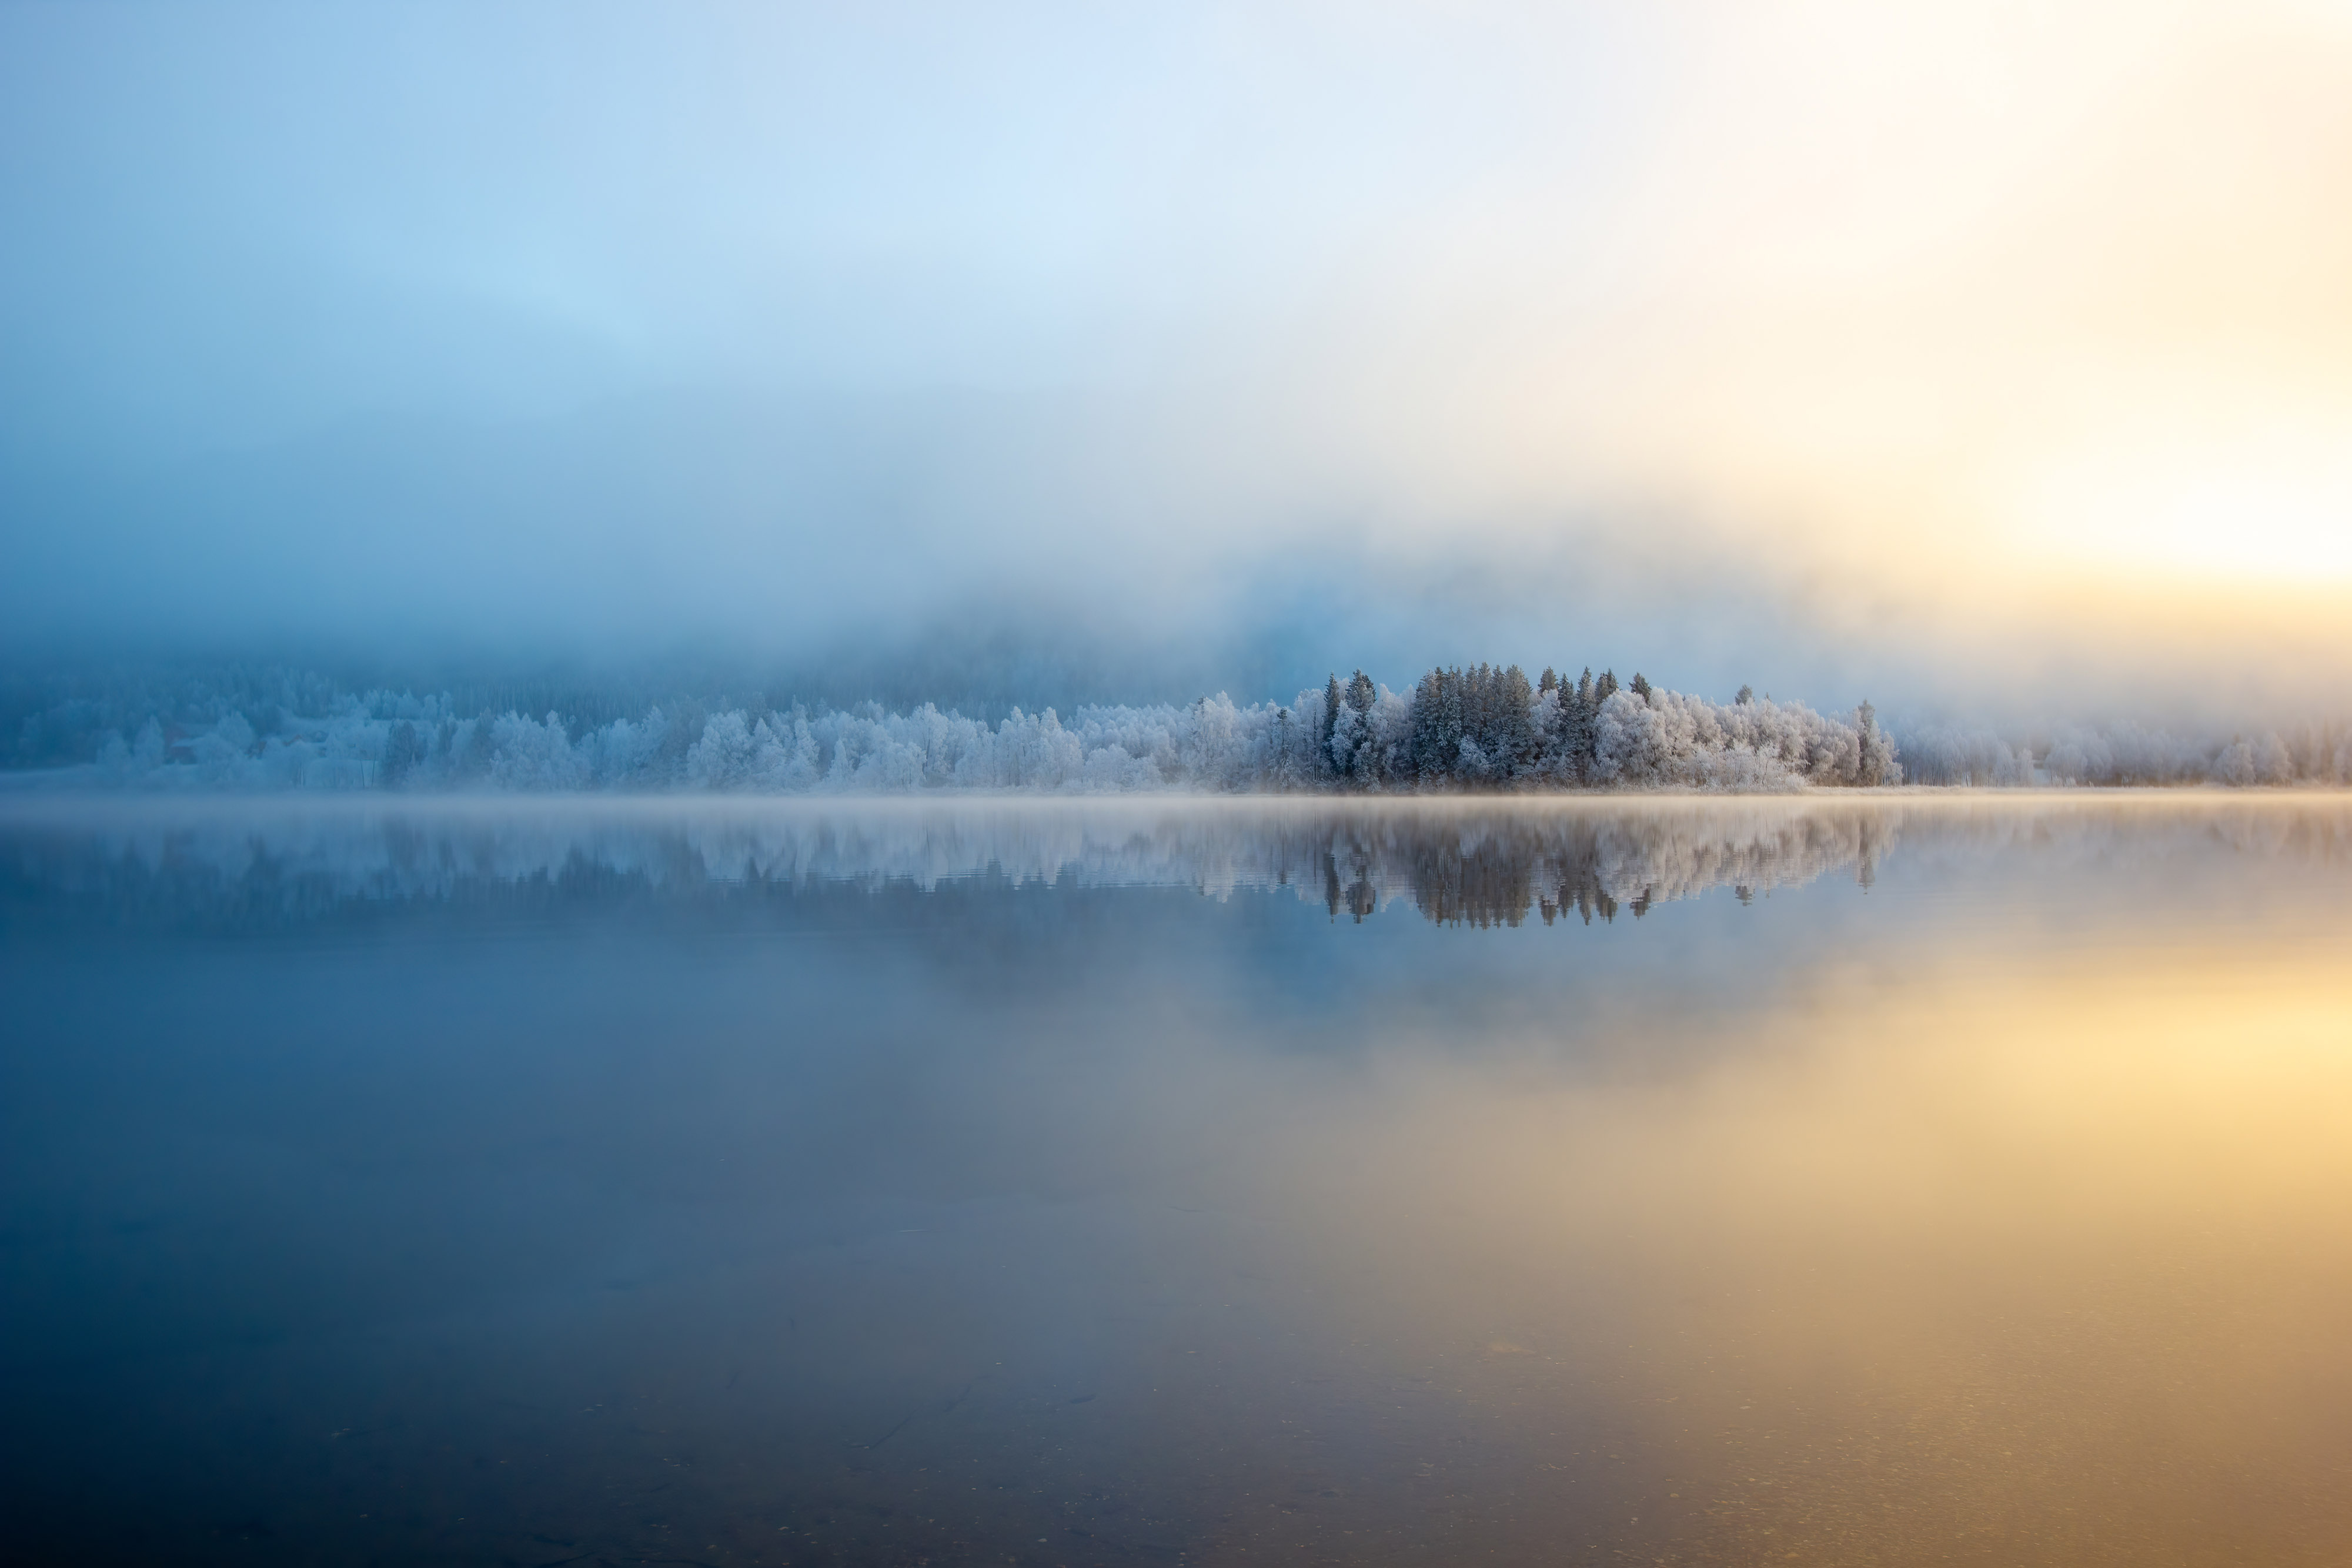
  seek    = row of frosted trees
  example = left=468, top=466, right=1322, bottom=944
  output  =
left=1310, top=664, right=1898, bottom=788
left=70, top=663, right=1901, bottom=793
left=1898, top=719, right=2352, bottom=788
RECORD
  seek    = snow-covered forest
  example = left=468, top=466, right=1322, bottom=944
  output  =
left=1896, top=720, right=2352, bottom=787
left=8, top=663, right=1899, bottom=793
left=5, top=660, right=2345, bottom=793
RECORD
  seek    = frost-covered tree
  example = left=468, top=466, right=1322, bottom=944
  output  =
left=1410, top=668, right=1466, bottom=785
left=1489, top=664, right=1538, bottom=778
left=1328, top=670, right=1379, bottom=784
left=1553, top=668, right=1599, bottom=783
left=1320, top=675, right=1344, bottom=777
left=1896, top=726, right=2036, bottom=786
left=1856, top=702, right=1893, bottom=787
left=383, top=720, right=424, bottom=787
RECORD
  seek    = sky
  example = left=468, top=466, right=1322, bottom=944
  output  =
left=2, top=0, right=2349, bottom=723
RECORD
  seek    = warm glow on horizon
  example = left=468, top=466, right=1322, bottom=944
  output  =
left=2012, top=436, right=2352, bottom=583
left=1535, top=0, right=2352, bottom=605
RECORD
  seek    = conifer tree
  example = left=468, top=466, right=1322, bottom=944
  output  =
left=1439, top=668, right=1466, bottom=781
left=1563, top=668, right=1602, bottom=783
left=1409, top=669, right=1443, bottom=783
left=1344, top=670, right=1379, bottom=783
left=1411, top=666, right=1469, bottom=784
left=1464, top=664, right=1491, bottom=762
left=1856, top=700, right=1897, bottom=787
left=383, top=720, right=423, bottom=787
left=1321, top=674, right=1344, bottom=775
left=1495, top=664, right=1536, bottom=777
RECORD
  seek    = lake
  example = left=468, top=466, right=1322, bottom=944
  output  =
left=4, top=794, right=2350, bottom=1566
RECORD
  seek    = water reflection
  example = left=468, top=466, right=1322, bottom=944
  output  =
left=2, top=795, right=2349, bottom=1566
left=0, top=793, right=2271, bottom=928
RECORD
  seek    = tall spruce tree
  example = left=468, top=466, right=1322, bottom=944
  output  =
left=1321, top=674, right=1344, bottom=775
left=1439, top=668, right=1465, bottom=781
left=1568, top=668, right=1602, bottom=783
left=1345, top=670, right=1378, bottom=783
left=1409, top=669, right=1443, bottom=783
left=1856, top=700, right=1890, bottom=787
left=1464, top=664, right=1491, bottom=764
left=1411, top=666, right=1467, bottom=784
left=1495, top=664, right=1536, bottom=777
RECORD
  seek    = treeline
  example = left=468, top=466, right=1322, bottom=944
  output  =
left=8, top=661, right=1903, bottom=793
left=1895, top=719, right=2352, bottom=787
left=1330, top=664, right=1897, bottom=789
left=15, top=658, right=2346, bottom=793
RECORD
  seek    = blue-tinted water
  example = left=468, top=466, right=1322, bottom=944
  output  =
left=4, top=796, right=2350, bottom=1565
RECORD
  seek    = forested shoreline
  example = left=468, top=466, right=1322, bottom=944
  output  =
left=5, top=661, right=2346, bottom=793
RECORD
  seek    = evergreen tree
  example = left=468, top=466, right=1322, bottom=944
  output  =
left=1736, top=684, right=1754, bottom=706
left=1494, top=664, right=1536, bottom=777
left=1856, top=700, right=1897, bottom=787
left=383, top=720, right=423, bottom=787
left=1534, top=664, right=1574, bottom=778
left=1409, top=666, right=1469, bottom=784
left=1321, top=674, right=1344, bottom=776
left=1464, top=664, right=1492, bottom=763
left=1439, top=668, right=1466, bottom=781
left=1409, top=669, right=1443, bottom=783
left=1629, top=671, right=1652, bottom=701
left=1344, top=670, right=1379, bottom=783
left=1565, top=668, right=1600, bottom=783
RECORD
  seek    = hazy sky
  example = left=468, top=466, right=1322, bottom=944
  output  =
left=4, top=1, right=2348, bottom=720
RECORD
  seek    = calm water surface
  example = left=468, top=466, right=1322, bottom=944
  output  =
left=4, top=795, right=2350, bottom=1566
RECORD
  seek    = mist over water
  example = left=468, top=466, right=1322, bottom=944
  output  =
left=5, top=795, right=2350, bottom=1566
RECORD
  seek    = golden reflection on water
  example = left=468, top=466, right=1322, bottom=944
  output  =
left=1254, top=942, right=2352, bottom=1563
left=6, top=795, right=2349, bottom=1564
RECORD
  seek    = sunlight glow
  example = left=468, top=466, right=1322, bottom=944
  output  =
left=2013, top=430, right=2352, bottom=582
